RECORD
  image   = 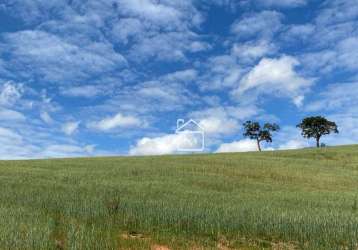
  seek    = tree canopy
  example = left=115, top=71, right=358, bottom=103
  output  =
left=297, top=116, right=338, bottom=148
left=243, top=121, right=280, bottom=151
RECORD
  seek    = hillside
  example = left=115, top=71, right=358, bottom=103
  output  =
left=1, top=145, right=358, bottom=249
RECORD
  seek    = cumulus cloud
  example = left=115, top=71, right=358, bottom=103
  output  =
left=129, top=132, right=203, bottom=156
left=190, top=106, right=258, bottom=137
left=216, top=126, right=309, bottom=153
left=184, top=106, right=260, bottom=149
left=216, top=139, right=258, bottom=153
left=199, top=117, right=238, bottom=135
left=235, top=56, right=314, bottom=106
left=89, top=113, right=142, bottom=131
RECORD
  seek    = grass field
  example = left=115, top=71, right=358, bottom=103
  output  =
left=1, top=145, right=358, bottom=249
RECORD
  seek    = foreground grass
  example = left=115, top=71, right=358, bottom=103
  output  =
left=1, top=145, right=358, bottom=249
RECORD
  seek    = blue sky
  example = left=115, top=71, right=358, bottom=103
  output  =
left=0, top=0, right=357, bottom=159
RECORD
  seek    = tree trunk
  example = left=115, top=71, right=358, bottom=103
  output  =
left=257, top=139, right=262, bottom=152
left=316, top=137, right=320, bottom=148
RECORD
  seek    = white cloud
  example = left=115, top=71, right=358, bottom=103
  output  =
left=62, top=122, right=80, bottom=136
left=184, top=106, right=260, bottom=149
left=0, top=0, right=71, bottom=25
left=257, top=0, right=306, bottom=8
left=199, top=55, right=244, bottom=90
left=324, top=115, right=358, bottom=146
left=111, top=18, right=144, bottom=44
left=0, top=126, right=40, bottom=160
left=0, top=82, right=23, bottom=106
left=60, top=85, right=103, bottom=98
left=279, top=139, right=308, bottom=150
left=42, top=144, right=95, bottom=158
left=107, top=0, right=206, bottom=62
left=199, top=117, right=238, bottom=135
left=301, top=50, right=336, bottom=73
left=302, top=36, right=358, bottom=73
left=3, top=30, right=127, bottom=83
left=232, top=40, right=276, bottom=62
left=315, top=0, right=358, bottom=26
left=89, top=113, right=142, bottom=131
left=0, top=108, right=26, bottom=121
left=274, top=126, right=311, bottom=150
left=118, top=0, right=203, bottom=28
left=282, top=24, right=315, bottom=42
left=216, top=139, right=258, bottom=153
left=100, top=73, right=198, bottom=114
left=210, top=0, right=306, bottom=9
left=305, top=81, right=358, bottom=112
left=302, top=81, right=358, bottom=147
left=117, top=0, right=182, bottom=25
left=0, top=123, right=97, bottom=159
left=1, top=0, right=357, bottom=159
left=297, top=0, right=358, bottom=74
left=190, top=106, right=258, bottom=137
left=137, top=83, right=182, bottom=103
left=40, top=111, right=54, bottom=124
left=0, top=127, right=23, bottom=144
left=336, top=37, right=358, bottom=70
left=231, top=11, right=283, bottom=39
left=164, top=69, right=198, bottom=82
left=129, top=133, right=202, bottom=156
left=128, top=32, right=208, bottom=62
left=190, top=107, right=246, bottom=136
left=235, top=56, right=314, bottom=106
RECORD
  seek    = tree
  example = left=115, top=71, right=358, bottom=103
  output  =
left=243, top=121, right=280, bottom=152
left=297, top=116, right=338, bottom=148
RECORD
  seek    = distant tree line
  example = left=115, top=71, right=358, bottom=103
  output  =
left=243, top=116, right=339, bottom=151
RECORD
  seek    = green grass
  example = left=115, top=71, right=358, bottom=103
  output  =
left=1, top=145, right=358, bottom=249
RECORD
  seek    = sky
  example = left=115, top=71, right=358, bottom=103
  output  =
left=0, top=0, right=357, bottom=159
